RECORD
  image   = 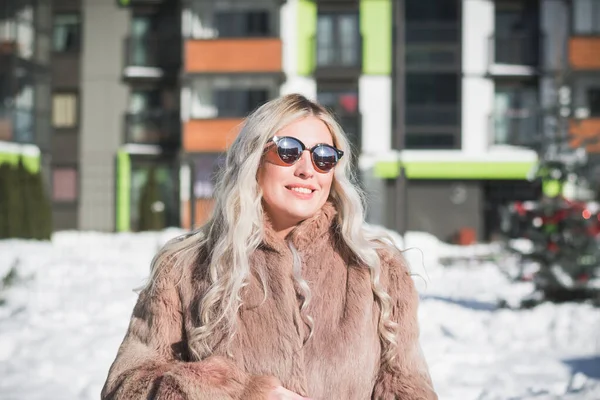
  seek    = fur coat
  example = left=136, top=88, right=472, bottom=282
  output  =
left=101, top=202, right=437, bottom=400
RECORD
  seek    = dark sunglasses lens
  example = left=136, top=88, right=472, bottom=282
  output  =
left=277, top=137, right=303, bottom=164
left=312, top=145, right=339, bottom=172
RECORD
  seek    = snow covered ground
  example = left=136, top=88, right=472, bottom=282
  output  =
left=0, top=229, right=599, bottom=400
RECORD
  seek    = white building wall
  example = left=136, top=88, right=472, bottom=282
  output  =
left=462, top=0, right=494, bottom=155
left=279, top=0, right=316, bottom=100
left=359, top=75, right=392, bottom=155
left=79, top=0, right=129, bottom=231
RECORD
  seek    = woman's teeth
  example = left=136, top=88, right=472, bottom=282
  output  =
left=290, top=187, right=312, bottom=194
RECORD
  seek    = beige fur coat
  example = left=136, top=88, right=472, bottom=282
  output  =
left=101, top=203, right=437, bottom=399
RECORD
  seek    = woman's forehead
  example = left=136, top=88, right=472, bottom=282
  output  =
left=277, top=117, right=334, bottom=146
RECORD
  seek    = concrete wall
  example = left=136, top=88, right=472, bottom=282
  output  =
left=79, top=0, right=129, bottom=231
left=462, top=0, right=494, bottom=154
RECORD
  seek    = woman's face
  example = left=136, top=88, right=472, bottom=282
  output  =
left=258, top=116, right=336, bottom=234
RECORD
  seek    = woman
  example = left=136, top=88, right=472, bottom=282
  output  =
left=101, top=94, right=437, bottom=400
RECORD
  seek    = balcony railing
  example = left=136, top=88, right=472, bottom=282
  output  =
left=123, top=34, right=180, bottom=76
left=123, top=110, right=180, bottom=148
left=488, top=109, right=542, bottom=147
left=488, top=33, right=542, bottom=72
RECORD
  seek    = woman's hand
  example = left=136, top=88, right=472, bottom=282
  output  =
left=268, top=386, right=312, bottom=400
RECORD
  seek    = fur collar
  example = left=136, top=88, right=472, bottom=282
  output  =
left=261, top=201, right=338, bottom=253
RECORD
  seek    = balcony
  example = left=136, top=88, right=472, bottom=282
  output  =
left=488, top=109, right=542, bottom=148
left=123, top=35, right=180, bottom=80
left=487, top=33, right=542, bottom=76
left=313, top=35, right=362, bottom=78
left=184, top=39, right=282, bottom=74
left=123, top=110, right=180, bottom=149
left=569, top=37, right=600, bottom=70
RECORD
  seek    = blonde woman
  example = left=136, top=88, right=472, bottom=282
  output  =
left=101, top=94, right=437, bottom=400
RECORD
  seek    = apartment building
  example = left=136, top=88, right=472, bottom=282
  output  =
left=179, top=0, right=391, bottom=228
left=0, top=0, right=52, bottom=185
left=569, top=0, right=600, bottom=149
left=5, top=0, right=597, bottom=240
left=114, top=0, right=181, bottom=232
left=369, top=0, right=600, bottom=242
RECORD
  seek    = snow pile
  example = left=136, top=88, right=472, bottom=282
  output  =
left=0, top=230, right=599, bottom=400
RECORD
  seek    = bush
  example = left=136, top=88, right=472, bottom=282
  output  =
left=0, top=163, right=9, bottom=239
left=0, top=157, right=52, bottom=240
left=137, top=166, right=166, bottom=231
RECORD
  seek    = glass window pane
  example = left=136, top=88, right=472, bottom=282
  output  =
left=52, top=93, right=78, bottom=128
left=317, top=15, right=333, bottom=65
left=338, top=15, right=358, bottom=66
left=53, top=14, right=81, bottom=52
left=13, top=108, right=34, bottom=143
left=318, top=90, right=358, bottom=114
left=406, top=133, right=456, bottom=149
left=406, top=73, right=459, bottom=104
left=589, top=88, right=600, bottom=116
left=406, top=0, right=458, bottom=22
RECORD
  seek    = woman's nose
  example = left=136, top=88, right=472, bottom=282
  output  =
left=294, top=151, right=315, bottom=178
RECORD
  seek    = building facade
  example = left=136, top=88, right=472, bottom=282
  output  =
left=3, top=0, right=598, bottom=241
left=0, top=0, right=52, bottom=183
left=371, top=0, right=600, bottom=242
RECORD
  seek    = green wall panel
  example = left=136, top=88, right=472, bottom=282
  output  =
left=116, top=150, right=131, bottom=232
left=297, top=0, right=317, bottom=76
left=360, top=0, right=392, bottom=75
left=374, top=160, right=537, bottom=180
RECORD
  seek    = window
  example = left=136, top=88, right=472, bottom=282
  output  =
left=573, top=0, right=600, bottom=34
left=52, top=167, right=77, bottom=202
left=406, top=0, right=458, bottom=22
left=215, top=10, right=270, bottom=37
left=405, top=133, right=456, bottom=149
left=52, top=93, right=78, bottom=127
left=317, top=90, right=359, bottom=115
left=214, top=89, right=269, bottom=117
left=53, top=14, right=81, bottom=52
left=589, top=88, right=600, bottom=116
left=317, top=13, right=360, bottom=67
left=406, top=73, right=459, bottom=105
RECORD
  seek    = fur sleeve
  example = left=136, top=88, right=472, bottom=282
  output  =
left=371, top=249, right=438, bottom=400
left=100, top=262, right=278, bottom=400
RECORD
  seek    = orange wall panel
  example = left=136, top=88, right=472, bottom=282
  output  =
left=185, top=39, right=282, bottom=73
left=181, top=198, right=215, bottom=230
left=183, top=118, right=244, bottom=152
left=569, top=37, right=600, bottom=69
left=569, top=118, right=600, bottom=152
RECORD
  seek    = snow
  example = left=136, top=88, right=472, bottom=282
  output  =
left=1, top=229, right=599, bottom=400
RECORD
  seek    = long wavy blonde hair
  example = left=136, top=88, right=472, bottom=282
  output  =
left=146, top=94, right=402, bottom=369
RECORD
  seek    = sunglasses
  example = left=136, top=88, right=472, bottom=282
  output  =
left=265, top=136, right=344, bottom=173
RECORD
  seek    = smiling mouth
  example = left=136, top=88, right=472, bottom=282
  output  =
left=286, top=186, right=315, bottom=194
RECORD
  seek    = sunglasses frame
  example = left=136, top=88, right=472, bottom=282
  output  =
left=266, top=135, right=344, bottom=173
